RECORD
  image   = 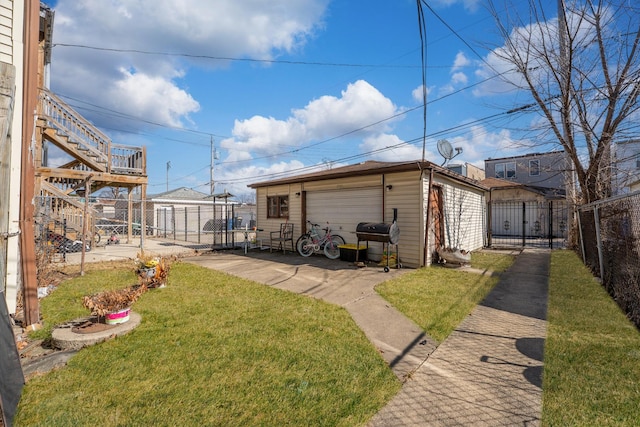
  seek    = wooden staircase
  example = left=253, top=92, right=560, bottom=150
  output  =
left=36, top=89, right=148, bottom=238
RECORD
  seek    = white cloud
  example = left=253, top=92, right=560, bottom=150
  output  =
left=48, top=0, right=330, bottom=129
left=429, top=0, right=481, bottom=13
left=220, top=80, right=401, bottom=156
left=360, top=133, right=425, bottom=162
left=472, top=9, right=600, bottom=98
left=215, top=159, right=307, bottom=194
left=111, top=68, right=200, bottom=127
left=450, top=72, right=468, bottom=85
left=411, top=84, right=433, bottom=104
left=452, top=51, right=471, bottom=72
left=438, top=124, right=529, bottom=168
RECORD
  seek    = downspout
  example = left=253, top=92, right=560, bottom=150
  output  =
left=381, top=174, right=387, bottom=223
left=19, top=0, right=40, bottom=327
left=487, top=188, right=492, bottom=247
left=423, top=167, right=434, bottom=267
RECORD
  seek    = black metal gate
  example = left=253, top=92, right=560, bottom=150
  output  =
left=487, top=200, right=569, bottom=248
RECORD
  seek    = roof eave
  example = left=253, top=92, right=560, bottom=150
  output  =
left=248, top=160, right=488, bottom=191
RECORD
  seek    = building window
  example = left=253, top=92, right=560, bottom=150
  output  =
left=495, top=162, right=516, bottom=179
left=529, top=159, right=540, bottom=176
left=267, top=195, right=289, bottom=219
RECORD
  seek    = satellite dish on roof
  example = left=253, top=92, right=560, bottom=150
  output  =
left=437, top=139, right=463, bottom=166
left=437, top=139, right=454, bottom=164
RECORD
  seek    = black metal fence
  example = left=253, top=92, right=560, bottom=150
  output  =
left=577, top=192, right=640, bottom=328
left=487, top=200, right=569, bottom=248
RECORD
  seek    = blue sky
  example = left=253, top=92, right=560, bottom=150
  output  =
left=41, top=0, right=560, bottom=199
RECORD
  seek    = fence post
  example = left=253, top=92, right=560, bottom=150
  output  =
left=163, top=210, right=167, bottom=238
left=576, top=207, right=586, bottom=264
left=184, top=208, right=188, bottom=242
left=592, top=205, right=605, bottom=280
left=172, top=206, right=176, bottom=241
left=197, top=206, right=201, bottom=244
left=548, top=201, right=553, bottom=249
left=487, top=201, right=492, bottom=248
left=522, top=202, right=526, bottom=247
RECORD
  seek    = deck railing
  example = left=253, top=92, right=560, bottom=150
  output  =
left=39, top=181, right=95, bottom=235
left=39, top=89, right=145, bottom=175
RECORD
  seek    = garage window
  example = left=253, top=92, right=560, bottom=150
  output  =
left=267, top=195, right=289, bottom=219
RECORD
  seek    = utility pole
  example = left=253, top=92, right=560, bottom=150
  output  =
left=166, top=161, right=171, bottom=192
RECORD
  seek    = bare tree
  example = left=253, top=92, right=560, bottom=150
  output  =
left=488, top=0, right=640, bottom=203
left=99, top=186, right=124, bottom=200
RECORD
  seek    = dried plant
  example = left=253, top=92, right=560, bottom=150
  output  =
left=135, top=252, right=172, bottom=288
left=82, top=284, right=147, bottom=317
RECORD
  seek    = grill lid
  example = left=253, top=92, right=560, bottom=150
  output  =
left=356, top=222, right=400, bottom=244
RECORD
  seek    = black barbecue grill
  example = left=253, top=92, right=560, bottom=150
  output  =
left=355, top=209, right=400, bottom=272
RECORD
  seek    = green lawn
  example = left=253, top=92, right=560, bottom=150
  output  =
left=16, top=262, right=400, bottom=426
left=376, top=250, right=515, bottom=343
left=542, top=250, right=640, bottom=426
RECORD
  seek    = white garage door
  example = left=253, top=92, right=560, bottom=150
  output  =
left=306, top=187, right=383, bottom=244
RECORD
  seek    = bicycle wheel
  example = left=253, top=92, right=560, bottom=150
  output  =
left=323, top=237, right=341, bottom=259
left=296, top=233, right=310, bottom=254
left=297, top=237, right=315, bottom=257
left=331, top=234, right=346, bottom=246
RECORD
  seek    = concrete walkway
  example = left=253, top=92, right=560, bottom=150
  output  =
left=369, top=248, right=550, bottom=426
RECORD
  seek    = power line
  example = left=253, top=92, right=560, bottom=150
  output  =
left=217, top=70, right=512, bottom=167
left=54, top=91, right=228, bottom=139
left=211, top=107, right=535, bottom=186
left=150, top=72, right=528, bottom=189
left=52, top=43, right=434, bottom=69
left=419, top=0, right=501, bottom=76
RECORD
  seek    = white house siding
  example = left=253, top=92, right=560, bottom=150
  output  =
left=0, top=1, right=12, bottom=64
left=256, top=184, right=302, bottom=243
left=612, top=139, right=640, bottom=195
left=384, top=170, right=423, bottom=268
left=427, top=175, right=485, bottom=254
left=3, top=0, right=20, bottom=313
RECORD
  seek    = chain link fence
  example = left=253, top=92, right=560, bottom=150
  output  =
left=577, top=192, right=640, bottom=328
left=34, top=195, right=259, bottom=256
left=153, top=203, right=256, bottom=249
left=34, top=196, right=92, bottom=263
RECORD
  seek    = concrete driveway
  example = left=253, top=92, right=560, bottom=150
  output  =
left=183, top=249, right=437, bottom=380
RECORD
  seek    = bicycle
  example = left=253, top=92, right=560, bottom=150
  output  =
left=296, top=221, right=345, bottom=259
left=93, top=222, right=123, bottom=246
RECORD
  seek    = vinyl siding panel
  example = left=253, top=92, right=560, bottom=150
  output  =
left=0, top=1, right=12, bottom=64
left=434, top=175, right=485, bottom=252
left=302, top=175, right=381, bottom=191
left=384, top=170, right=423, bottom=268
left=256, top=184, right=303, bottom=244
